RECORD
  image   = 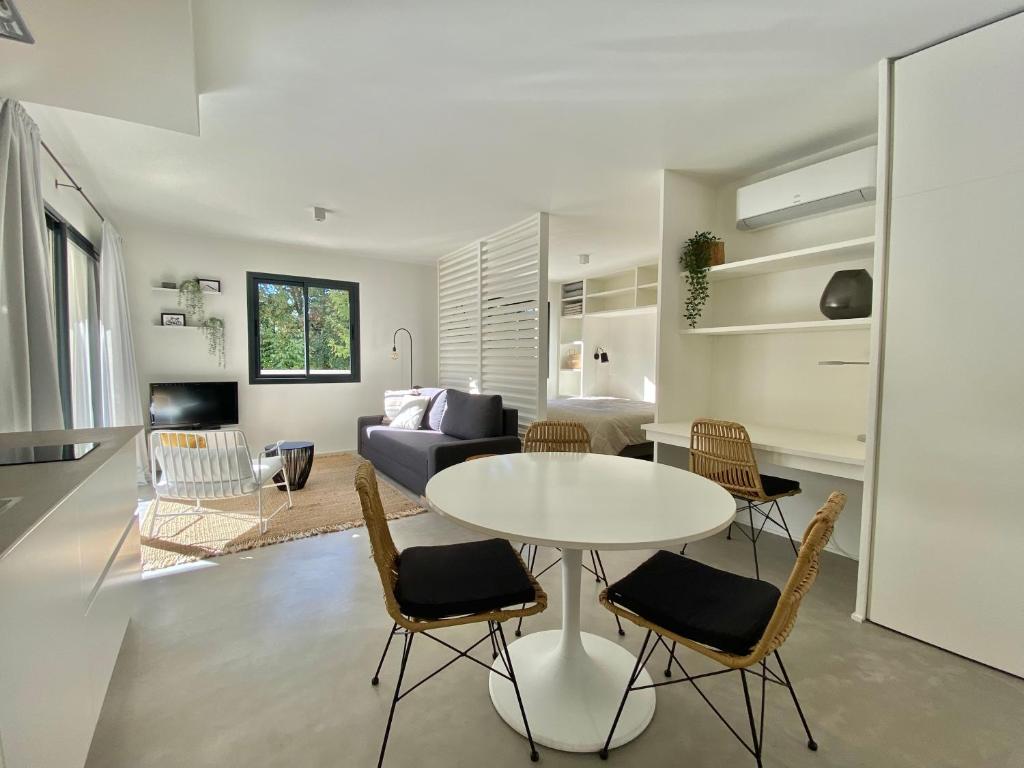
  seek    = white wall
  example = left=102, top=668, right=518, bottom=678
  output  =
left=121, top=222, right=437, bottom=453
left=581, top=313, right=656, bottom=401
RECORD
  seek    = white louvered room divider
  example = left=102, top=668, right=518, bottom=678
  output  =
left=437, top=213, right=548, bottom=433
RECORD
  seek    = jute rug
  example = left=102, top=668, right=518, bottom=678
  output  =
left=141, top=452, right=425, bottom=571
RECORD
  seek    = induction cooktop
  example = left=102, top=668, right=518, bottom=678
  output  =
left=0, top=442, right=99, bottom=467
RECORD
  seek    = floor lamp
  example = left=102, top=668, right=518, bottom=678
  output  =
left=391, top=327, right=415, bottom=389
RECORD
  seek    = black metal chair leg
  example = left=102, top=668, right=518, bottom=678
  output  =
left=679, top=543, right=688, bottom=556
left=377, top=631, right=413, bottom=768
left=663, top=640, right=677, bottom=678
left=590, top=550, right=602, bottom=582
left=726, top=522, right=733, bottom=540
left=371, top=623, right=398, bottom=685
left=748, top=504, right=760, bottom=579
left=773, top=501, right=800, bottom=556
left=774, top=651, right=817, bottom=751
left=739, top=669, right=763, bottom=768
left=494, top=622, right=540, bottom=762
left=600, top=629, right=652, bottom=760
left=490, top=621, right=500, bottom=660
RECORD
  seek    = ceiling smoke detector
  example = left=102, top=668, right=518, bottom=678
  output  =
left=313, top=206, right=327, bottom=222
left=578, top=254, right=590, bottom=265
left=0, top=0, right=34, bottom=44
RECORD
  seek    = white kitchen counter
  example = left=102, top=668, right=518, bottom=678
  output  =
left=0, top=426, right=142, bottom=768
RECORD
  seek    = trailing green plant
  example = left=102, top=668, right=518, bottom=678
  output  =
left=177, top=279, right=205, bottom=322
left=679, top=231, right=720, bottom=328
left=201, top=317, right=225, bottom=367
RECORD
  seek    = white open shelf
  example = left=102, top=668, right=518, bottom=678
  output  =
left=586, top=286, right=635, bottom=299
left=708, top=236, right=875, bottom=282
left=152, top=324, right=201, bottom=331
left=151, top=286, right=223, bottom=295
left=681, top=318, right=870, bottom=336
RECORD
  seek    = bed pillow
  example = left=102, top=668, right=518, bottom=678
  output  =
left=389, top=396, right=431, bottom=430
left=440, top=390, right=502, bottom=440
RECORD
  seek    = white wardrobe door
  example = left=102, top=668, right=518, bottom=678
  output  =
left=869, top=13, right=1024, bottom=675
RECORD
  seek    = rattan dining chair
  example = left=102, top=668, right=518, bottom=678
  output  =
left=597, top=491, right=846, bottom=766
left=516, top=420, right=625, bottom=637
left=355, top=462, right=548, bottom=767
left=687, top=419, right=803, bottom=578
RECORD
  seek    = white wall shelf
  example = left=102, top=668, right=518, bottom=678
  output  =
left=588, top=305, right=658, bottom=319
left=707, top=236, right=875, bottom=282
left=681, top=318, right=870, bottom=336
left=151, top=286, right=223, bottom=295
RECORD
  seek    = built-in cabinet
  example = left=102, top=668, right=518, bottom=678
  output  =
left=0, top=428, right=141, bottom=768
left=865, top=13, right=1024, bottom=677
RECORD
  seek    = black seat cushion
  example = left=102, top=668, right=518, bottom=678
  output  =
left=607, top=551, right=781, bottom=655
left=396, top=539, right=536, bottom=620
left=760, top=474, right=800, bottom=497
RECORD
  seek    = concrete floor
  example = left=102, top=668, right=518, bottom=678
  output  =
left=87, top=509, right=1024, bottom=768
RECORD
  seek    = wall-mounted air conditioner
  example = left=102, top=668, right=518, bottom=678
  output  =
left=736, top=146, right=877, bottom=230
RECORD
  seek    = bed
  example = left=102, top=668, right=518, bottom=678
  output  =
left=545, top=396, right=656, bottom=458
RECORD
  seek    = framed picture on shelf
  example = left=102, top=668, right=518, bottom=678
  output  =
left=198, top=278, right=221, bottom=293
left=161, top=312, right=186, bottom=327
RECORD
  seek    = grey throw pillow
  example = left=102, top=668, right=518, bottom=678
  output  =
left=440, top=390, right=502, bottom=440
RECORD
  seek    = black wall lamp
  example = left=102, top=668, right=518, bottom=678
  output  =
left=391, top=327, right=416, bottom=388
left=594, top=346, right=610, bottom=364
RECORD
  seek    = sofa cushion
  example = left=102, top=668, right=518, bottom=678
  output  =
left=440, top=390, right=503, bottom=440
left=424, top=388, right=448, bottom=431
left=389, top=396, right=431, bottom=429
left=362, top=426, right=461, bottom=473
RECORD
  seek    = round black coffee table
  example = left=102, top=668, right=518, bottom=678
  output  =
left=264, top=441, right=315, bottom=491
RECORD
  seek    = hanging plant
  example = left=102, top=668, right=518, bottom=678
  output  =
left=201, top=317, right=225, bottom=367
left=178, top=278, right=206, bottom=322
left=679, top=231, right=722, bottom=329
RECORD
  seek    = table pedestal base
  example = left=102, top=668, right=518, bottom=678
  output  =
left=489, top=629, right=655, bottom=753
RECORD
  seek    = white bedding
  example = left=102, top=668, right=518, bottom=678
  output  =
left=545, top=397, right=655, bottom=455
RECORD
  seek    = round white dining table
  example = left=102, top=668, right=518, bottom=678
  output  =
left=424, top=452, right=735, bottom=753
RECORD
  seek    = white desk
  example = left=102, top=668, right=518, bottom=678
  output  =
left=425, top=453, right=735, bottom=753
left=643, top=421, right=866, bottom=481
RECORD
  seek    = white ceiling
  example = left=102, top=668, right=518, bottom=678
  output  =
left=0, top=0, right=198, bottom=133
left=14, top=1, right=1020, bottom=279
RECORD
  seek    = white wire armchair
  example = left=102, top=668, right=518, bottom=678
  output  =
left=149, top=430, right=293, bottom=535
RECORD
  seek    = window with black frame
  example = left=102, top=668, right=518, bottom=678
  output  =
left=45, top=209, right=100, bottom=428
left=246, top=271, right=361, bottom=384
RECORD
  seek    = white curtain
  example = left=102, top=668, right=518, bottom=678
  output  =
left=0, top=99, right=63, bottom=433
left=99, top=221, right=148, bottom=482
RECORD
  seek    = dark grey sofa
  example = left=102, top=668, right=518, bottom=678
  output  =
left=357, top=391, right=520, bottom=495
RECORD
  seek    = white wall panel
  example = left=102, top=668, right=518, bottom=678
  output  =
left=438, top=214, right=548, bottom=433
left=868, top=13, right=1024, bottom=675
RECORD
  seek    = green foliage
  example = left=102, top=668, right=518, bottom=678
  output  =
left=257, top=283, right=352, bottom=373
left=177, top=279, right=205, bottom=322
left=201, top=317, right=225, bottom=367
left=679, top=231, right=720, bottom=329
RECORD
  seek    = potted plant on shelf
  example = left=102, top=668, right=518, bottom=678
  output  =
left=679, top=231, right=724, bottom=328
left=177, top=278, right=205, bottom=322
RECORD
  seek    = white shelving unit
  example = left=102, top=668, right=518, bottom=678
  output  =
left=681, top=318, right=870, bottom=336
left=559, top=263, right=658, bottom=318
left=707, top=236, right=874, bottom=281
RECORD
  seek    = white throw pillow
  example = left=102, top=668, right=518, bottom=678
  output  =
left=384, top=388, right=424, bottom=422
left=388, top=396, right=430, bottom=430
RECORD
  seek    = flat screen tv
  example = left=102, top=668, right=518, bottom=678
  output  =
left=149, top=381, right=239, bottom=429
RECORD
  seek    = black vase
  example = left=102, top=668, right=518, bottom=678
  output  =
left=820, top=269, right=872, bottom=320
